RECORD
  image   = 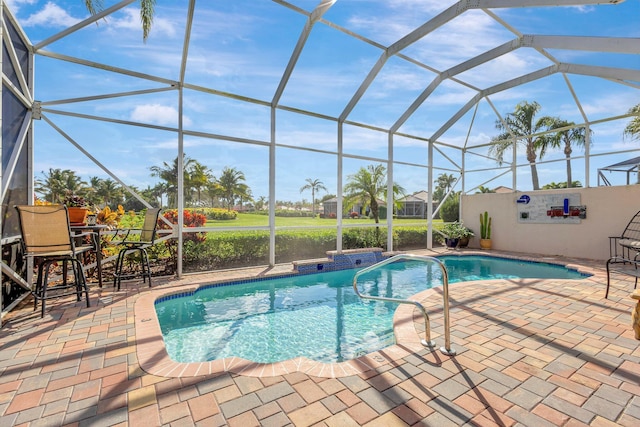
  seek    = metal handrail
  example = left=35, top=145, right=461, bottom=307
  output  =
left=352, top=254, right=455, bottom=356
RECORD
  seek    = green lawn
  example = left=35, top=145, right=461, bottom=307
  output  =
left=205, top=213, right=443, bottom=228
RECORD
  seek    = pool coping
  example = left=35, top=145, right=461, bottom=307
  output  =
left=133, top=251, right=603, bottom=379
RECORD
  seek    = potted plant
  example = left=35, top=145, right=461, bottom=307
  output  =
left=458, top=225, right=474, bottom=249
left=441, top=221, right=469, bottom=249
left=479, top=211, right=492, bottom=249
left=63, top=192, right=90, bottom=224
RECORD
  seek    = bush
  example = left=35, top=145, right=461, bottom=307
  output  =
left=181, top=230, right=338, bottom=271
left=440, top=194, right=459, bottom=223
left=253, top=210, right=316, bottom=218
left=183, top=231, right=271, bottom=270
left=394, top=227, right=429, bottom=250
left=343, top=228, right=388, bottom=249
left=140, top=217, right=444, bottom=272
left=159, top=209, right=207, bottom=268
left=209, top=208, right=237, bottom=220
left=275, top=231, right=337, bottom=263
left=189, top=207, right=237, bottom=220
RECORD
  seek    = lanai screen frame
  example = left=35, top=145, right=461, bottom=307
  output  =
left=1, top=0, right=639, bottom=282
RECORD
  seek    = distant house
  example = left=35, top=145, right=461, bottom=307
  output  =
left=493, top=186, right=512, bottom=193
left=323, top=191, right=440, bottom=219
left=396, top=191, right=429, bottom=218
left=322, top=197, right=339, bottom=217
left=322, top=197, right=386, bottom=218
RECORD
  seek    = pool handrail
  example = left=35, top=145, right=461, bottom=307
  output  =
left=352, top=253, right=455, bottom=356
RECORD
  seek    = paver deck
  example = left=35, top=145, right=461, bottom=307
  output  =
left=1, top=249, right=639, bottom=426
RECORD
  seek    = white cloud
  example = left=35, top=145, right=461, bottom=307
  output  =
left=20, top=3, right=177, bottom=39
left=21, top=1, right=81, bottom=28
left=573, top=6, right=596, bottom=14
left=107, top=8, right=176, bottom=39
left=4, top=0, right=37, bottom=15
left=130, top=104, right=192, bottom=127
left=385, top=0, right=447, bottom=14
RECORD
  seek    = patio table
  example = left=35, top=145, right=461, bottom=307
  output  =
left=71, top=224, right=109, bottom=288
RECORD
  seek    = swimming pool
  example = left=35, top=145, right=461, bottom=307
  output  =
left=155, top=255, right=588, bottom=364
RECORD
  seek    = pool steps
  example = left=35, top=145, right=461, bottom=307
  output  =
left=292, top=247, right=387, bottom=274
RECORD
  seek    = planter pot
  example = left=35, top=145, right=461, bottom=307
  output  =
left=67, top=207, right=88, bottom=224
left=458, top=237, right=470, bottom=248
left=445, top=238, right=459, bottom=248
left=479, top=238, right=492, bottom=250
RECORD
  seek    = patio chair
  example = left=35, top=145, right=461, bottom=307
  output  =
left=609, top=210, right=640, bottom=261
left=606, top=210, right=640, bottom=298
left=15, top=205, right=94, bottom=317
left=113, top=208, right=162, bottom=290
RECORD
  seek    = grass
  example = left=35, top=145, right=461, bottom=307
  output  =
left=204, top=213, right=443, bottom=228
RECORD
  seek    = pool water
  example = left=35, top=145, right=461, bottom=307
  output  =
left=156, top=256, right=587, bottom=364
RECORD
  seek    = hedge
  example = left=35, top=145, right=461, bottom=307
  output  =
left=180, top=226, right=438, bottom=272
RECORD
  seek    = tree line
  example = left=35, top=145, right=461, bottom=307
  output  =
left=35, top=155, right=253, bottom=212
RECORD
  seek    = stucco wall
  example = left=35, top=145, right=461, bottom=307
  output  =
left=460, top=185, right=640, bottom=261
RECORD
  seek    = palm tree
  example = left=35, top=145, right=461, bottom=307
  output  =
left=189, top=162, right=213, bottom=205
left=95, top=178, right=123, bottom=207
left=343, top=164, right=404, bottom=224
left=88, top=176, right=103, bottom=202
left=35, top=168, right=75, bottom=203
left=539, top=118, right=592, bottom=188
left=62, top=172, right=88, bottom=197
left=475, top=185, right=495, bottom=194
left=141, top=185, right=160, bottom=207
left=237, top=185, right=253, bottom=210
left=255, top=196, right=268, bottom=211
left=433, top=173, right=457, bottom=202
left=206, top=181, right=222, bottom=207
left=624, top=103, right=640, bottom=141
left=84, top=1, right=156, bottom=40
left=542, top=181, right=582, bottom=189
left=489, top=101, right=554, bottom=190
left=215, top=167, right=250, bottom=211
left=149, top=154, right=194, bottom=208
left=35, top=168, right=88, bottom=202
left=151, top=182, right=167, bottom=207
left=300, top=178, right=327, bottom=217
left=435, top=173, right=456, bottom=193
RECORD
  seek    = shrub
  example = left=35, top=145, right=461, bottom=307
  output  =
left=275, top=231, right=337, bottom=263
left=182, top=231, right=271, bottom=270
left=160, top=209, right=207, bottom=233
left=394, top=227, right=428, bottom=249
left=180, top=226, right=447, bottom=271
left=181, top=230, right=338, bottom=271
left=440, top=193, right=459, bottom=223
left=189, top=207, right=237, bottom=220
left=159, top=209, right=207, bottom=267
left=343, top=228, right=388, bottom=249
left=253, top=210, right=315, bottom=218
left=210, top=208, right=237, bottom=220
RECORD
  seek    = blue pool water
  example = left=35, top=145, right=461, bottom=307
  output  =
left=156, top=256, right=587, bottom=364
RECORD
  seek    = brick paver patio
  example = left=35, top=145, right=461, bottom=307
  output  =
left=1, top=250, right=639, bottom=426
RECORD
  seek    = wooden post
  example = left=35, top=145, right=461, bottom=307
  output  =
left=632, top=290, right=640, bottom=340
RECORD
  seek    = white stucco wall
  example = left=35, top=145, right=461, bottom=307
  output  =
left=460, top=185, right=640, bottom=261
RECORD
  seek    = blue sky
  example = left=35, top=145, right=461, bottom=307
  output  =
left=7, top=0, right=640, bottom=204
